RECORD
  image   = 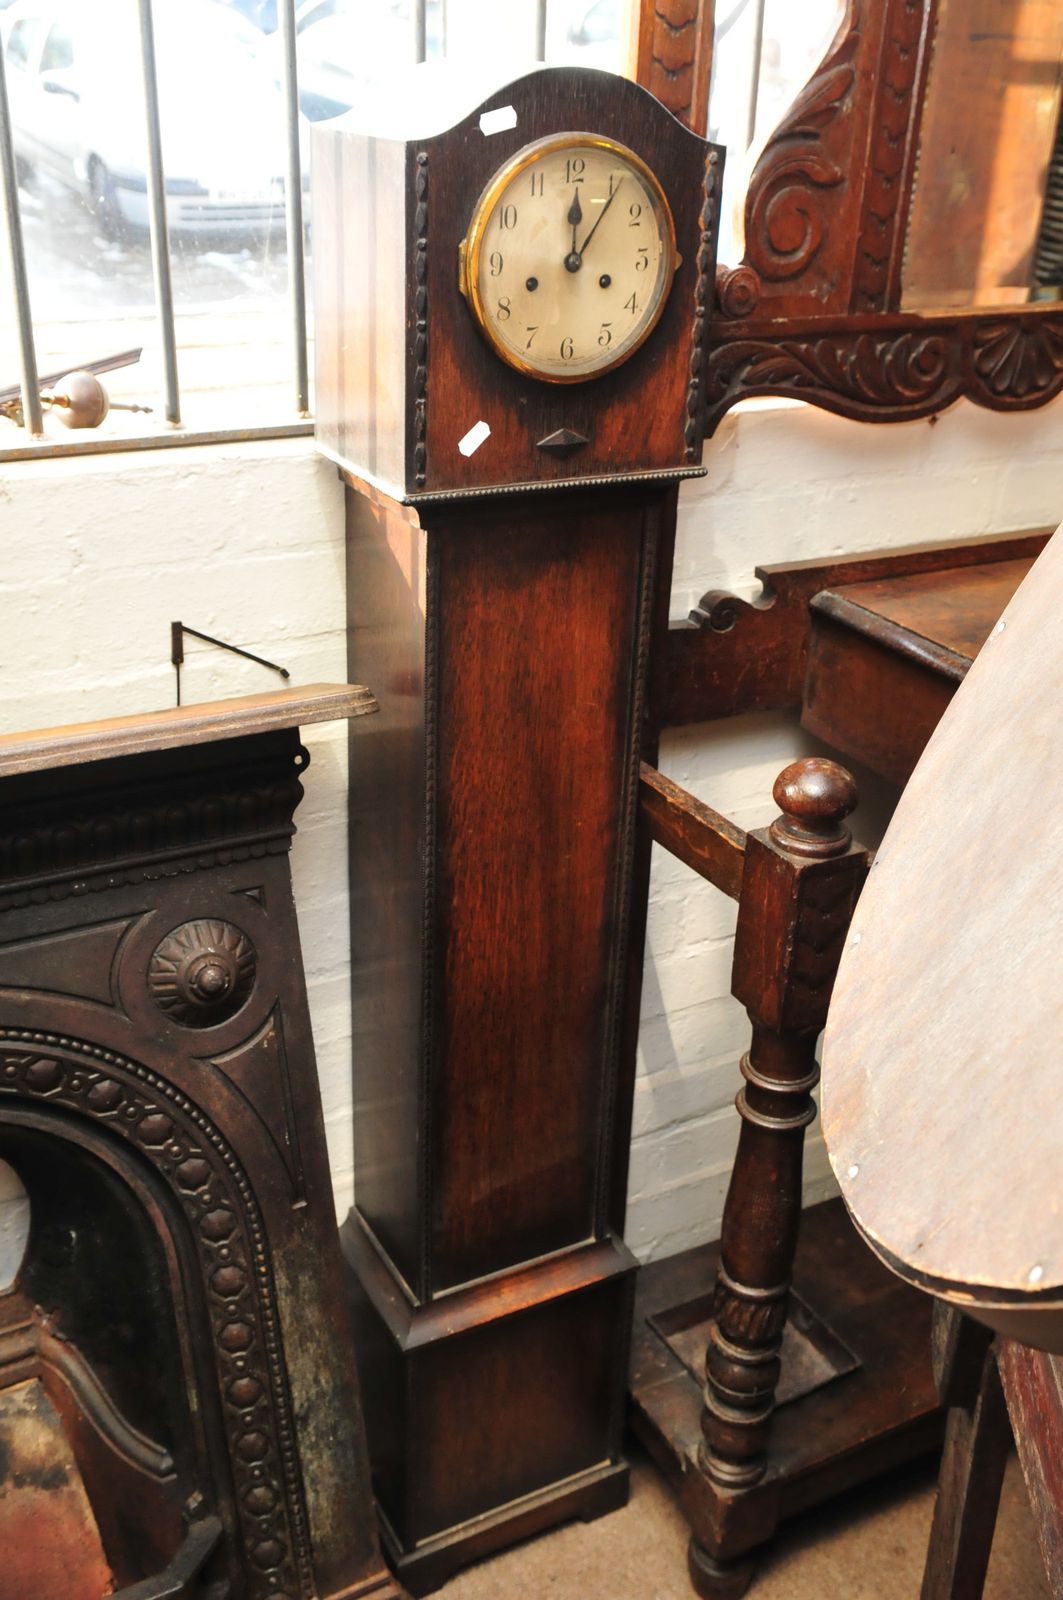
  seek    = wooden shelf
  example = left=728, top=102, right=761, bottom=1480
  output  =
left=0, top=684, right=377, bottom=778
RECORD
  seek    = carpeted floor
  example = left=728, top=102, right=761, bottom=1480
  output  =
left=439, top=1448, right=1049, bottom=1599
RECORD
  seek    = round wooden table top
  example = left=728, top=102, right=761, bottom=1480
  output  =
left=822, top=525, right=1063, bottom=1323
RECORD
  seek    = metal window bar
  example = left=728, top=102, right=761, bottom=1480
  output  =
left=279, top=0, right=309, bottom=415
left=745, top=0, right=767, bottom=150
left=2, top=0, right=316, bottom=443
left=137, top=0, right=180, bottom=426
left=0, top=39, right=43, bottom=436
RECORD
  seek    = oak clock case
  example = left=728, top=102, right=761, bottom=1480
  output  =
left=312, top=68, right=722, bottom=1593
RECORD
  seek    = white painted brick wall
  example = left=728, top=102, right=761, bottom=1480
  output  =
left=1, top=397, right=1061, bottom=1265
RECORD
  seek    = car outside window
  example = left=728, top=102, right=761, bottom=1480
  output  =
left=39, top=20, right=73, bottom=72
left=6, top=17, right=42, bottom=69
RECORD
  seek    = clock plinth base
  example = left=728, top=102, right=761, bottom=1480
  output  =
left=380, top=1460, right=630, bottom=1596
left=342, top=1210, right=636, bottom=1595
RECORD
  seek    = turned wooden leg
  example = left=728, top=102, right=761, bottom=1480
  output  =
left=921, top=1307, right=1010, bottom=1600
left=689, top=759, right=868, bottom=1591
left=700, top=1027, right=817, bottom=1490
left=688, top=1536, right=756, bottom=1599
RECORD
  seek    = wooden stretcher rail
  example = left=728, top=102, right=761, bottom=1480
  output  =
left=638, top=760, right=746, bottom=900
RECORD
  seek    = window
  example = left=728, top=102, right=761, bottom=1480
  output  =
left=1, top=0, right=833, bottom=458
left=708, top=0, right=846, bottom=266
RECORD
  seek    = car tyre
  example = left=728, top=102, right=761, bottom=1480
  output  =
left=88, top=157, right=126, bottom=242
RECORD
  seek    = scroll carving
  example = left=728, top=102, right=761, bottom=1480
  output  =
left=707, top=328, right=951, bottom=420
left=705, top=314, right=1063, bottom=431
left=742, top=0, right=861, bottom=287
left=708, top=0, right=1063, bottom=432
left=0, top=1032, right=314, bottom=1600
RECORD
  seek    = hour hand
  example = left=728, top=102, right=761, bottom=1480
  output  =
left=565, top=188, right=584, bottom=271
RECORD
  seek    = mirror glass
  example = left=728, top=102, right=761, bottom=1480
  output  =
left=903, top=0, right=1063, bottom=310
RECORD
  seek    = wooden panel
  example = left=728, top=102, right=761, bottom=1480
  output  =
left=658, top=530, right=1050, bottom=730
left=815, top=557, right=1038, bottom=664
left=347, top=487, right=429, bottom=1292
left=414, top=1273, right=631, bottom=1541
left=802, top=561, right=1035, bottom=782
left=802, top=615, right=961, bottom=786
left=345, top=1210, right=634, bottom=1578
left=430, top=489, right=652, bottom=1290
left=999, top=1342, right=1063, bottom=1594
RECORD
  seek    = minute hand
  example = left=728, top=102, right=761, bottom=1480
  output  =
left=576, top=179, right=624, bottom=258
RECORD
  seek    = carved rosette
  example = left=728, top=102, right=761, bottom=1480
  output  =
left=149, top=920, right=257, bottom=1028
left=0, top=1032, right=313, bottom=1600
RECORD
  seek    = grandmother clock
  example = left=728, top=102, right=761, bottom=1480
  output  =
left=313, top=67, right=722, bottom=1592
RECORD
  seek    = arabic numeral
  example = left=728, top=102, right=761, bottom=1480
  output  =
left=565, top=157, right=586, bottom=183
left=598, top=322, right=613, bottom=347
left=608, top=173, right=620, bottom=196
left=489, top=250, right=503, bottom=277
left=525, top=326, right=539, bottom=349
left=560, top=335, right=575, bottom=360
left=624, top=292, right=640, bottom=315
left=628, top=201, right=642, bottom=226
left=635, top=247, right=649, bottom=272
left=499, top=203, right=518, bottom=230
left=497, top=296, right=511, bottom=321
left=530, top=170, right=544, bottom=197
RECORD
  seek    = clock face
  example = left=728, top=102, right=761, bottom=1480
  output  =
left=460, top=133, right=678, bottom=383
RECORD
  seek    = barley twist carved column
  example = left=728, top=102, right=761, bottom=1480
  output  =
left=688, top=757, right=869, bottom=1598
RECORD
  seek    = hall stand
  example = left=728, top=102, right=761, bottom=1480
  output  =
left=629, top=759, right=942, bottom=1596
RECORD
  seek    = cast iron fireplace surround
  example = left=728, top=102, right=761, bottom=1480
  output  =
left=0, top=687, right=401, bottom=1600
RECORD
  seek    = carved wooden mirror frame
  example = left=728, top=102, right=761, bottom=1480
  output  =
left=654, top=0, right=1063, bottom=433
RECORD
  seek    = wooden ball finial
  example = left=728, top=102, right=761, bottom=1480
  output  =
left=769, top=757, right=858, bottom=858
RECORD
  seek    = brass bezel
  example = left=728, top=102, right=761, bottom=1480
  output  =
left=459, top=131, right=679, bottom=385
